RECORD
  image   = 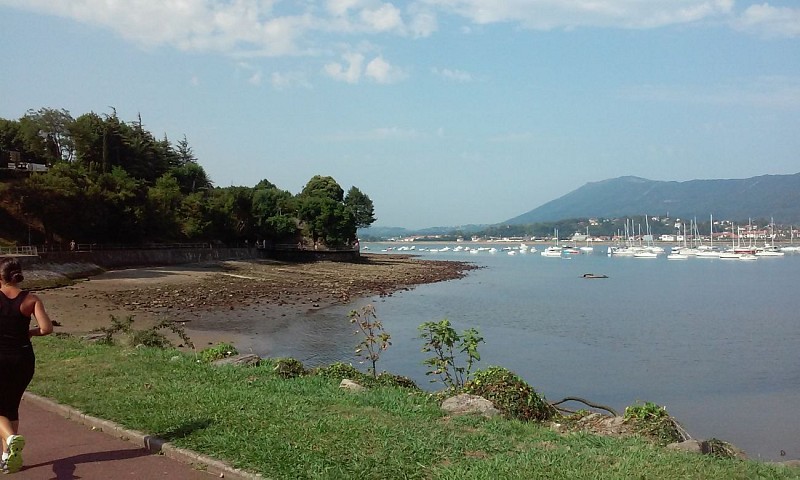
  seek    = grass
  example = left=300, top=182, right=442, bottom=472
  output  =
left=29, top=336, right=799, bottom=480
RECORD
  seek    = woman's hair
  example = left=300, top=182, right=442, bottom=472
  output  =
left=0, top=257, right=24, bottom=284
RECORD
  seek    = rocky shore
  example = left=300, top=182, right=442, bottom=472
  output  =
left=32, top=254, right=478, bottom=341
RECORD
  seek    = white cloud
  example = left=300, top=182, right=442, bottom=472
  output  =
left=324, top=52, right=406, bottom=83
left=365, top=55, right=407, bottom=83
left=419, top=0, right=735, bottom=30
left=270, top=71, right=312, bottom=89
left=359, top=3, right=404, bottom=32
left=248, top=71, right=263, bottom=85
left=733, top=3, right=800, bottom=38
left=323, top=52, right=365, bottom=83
left=432, top=67, right=474, bottom=82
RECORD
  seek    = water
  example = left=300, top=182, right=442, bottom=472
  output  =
left=233, top=244, right=800, bottom=461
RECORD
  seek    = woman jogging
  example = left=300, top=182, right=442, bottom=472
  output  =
left=0, top=257, right=54, bottom=473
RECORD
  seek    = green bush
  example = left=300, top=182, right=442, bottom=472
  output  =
left=463, top=366, right=557, bottom=422
left=624, top=401, right=683, bottom=446
left=130, top=329, right=172, bottom=348
left=273, top=358, right=307, bottom=379
left=198, top=343, right=239, bottom=363
left=374, top=372, right=420, bottom=390
left=313, top=362, right=364, bottom=381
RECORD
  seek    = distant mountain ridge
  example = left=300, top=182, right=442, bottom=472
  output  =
left=505, top=173, right=800, bottom=224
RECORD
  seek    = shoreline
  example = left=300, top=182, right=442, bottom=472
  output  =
left=31, top=254, right=477, bottom=348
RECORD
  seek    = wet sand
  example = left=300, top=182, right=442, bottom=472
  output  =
left=33, top=255, right=477, bottom=348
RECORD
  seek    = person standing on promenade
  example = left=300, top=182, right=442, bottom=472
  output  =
left=0, top=257, right=54, bottom=473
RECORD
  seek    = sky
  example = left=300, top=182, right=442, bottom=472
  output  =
left=1, top=1, right=799, bottom=229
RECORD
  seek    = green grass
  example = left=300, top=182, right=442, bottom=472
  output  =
left=30, top=336, right=799, bottom=480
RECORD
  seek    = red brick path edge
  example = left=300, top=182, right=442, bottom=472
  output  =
left=23, top=393, right=264, bottom=480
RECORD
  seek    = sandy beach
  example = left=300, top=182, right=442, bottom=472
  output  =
left=32, top=254, right=477, bottom=348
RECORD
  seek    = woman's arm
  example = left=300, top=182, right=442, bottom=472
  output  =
left=29, top=295, right=54, bottom=337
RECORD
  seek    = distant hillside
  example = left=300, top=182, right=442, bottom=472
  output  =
left=358, top=224, right=488, bottom=240
left=505, top=173, right=800, bottom=224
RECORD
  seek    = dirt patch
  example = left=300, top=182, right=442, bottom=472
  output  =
left=32, top=254, right=478, bottom=343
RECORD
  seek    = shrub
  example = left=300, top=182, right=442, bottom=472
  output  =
left=130, top=329, right=172, bottom=348
left=93, top=315, right=193, bottom=350
left=313, top=362, right=364, bottom=381
left=374, top=372, right=420, bottom=390
left=199, top=343, right=239, bottom=363
left=463, top=366, right=557, bottom=422
left=623, top=401, right=683, bottom=446
left=349, top=304, right=391, bottom=377
left=273, top=358, right=307, bottom=379
left=418, top=319, right=483, bottom=390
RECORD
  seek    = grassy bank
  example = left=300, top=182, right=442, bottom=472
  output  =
left=30, top=336, right=796, bottom=479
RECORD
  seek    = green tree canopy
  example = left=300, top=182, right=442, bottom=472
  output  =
left=344, top=186, right=376, bottom=229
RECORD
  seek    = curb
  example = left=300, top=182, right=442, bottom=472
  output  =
left=23, top=393, right=263, bottom=480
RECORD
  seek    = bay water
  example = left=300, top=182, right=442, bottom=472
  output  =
left=235, top=244, right=800, bottom=461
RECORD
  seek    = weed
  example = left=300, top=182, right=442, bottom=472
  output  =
left=464, top=366, right=557, bottom=422
left=349, top=304, right=391, bottom=377
left=418, top=319, right=483, bottom=389
left=198, top=343, right=239, bottom=363
left=273, top=358, right=307, bottom=379
left=624, top=401, right=683, bottom=446
left=93, top=315, right=194, bottom=350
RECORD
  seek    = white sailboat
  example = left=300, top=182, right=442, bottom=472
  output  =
left=541, top=229, right=563, bottom=257
left=783, top=226, right=800, bottom=252
left=579, top=226, right=594, bottom=252
left=696, top=214, right=720, bottom=258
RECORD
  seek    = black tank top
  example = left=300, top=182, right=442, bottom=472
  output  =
left=0, top=291, right=32, bottom=350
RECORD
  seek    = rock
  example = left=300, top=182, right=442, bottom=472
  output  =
left=667, top=440, right=704, bottom=454
left=80, top=332, right=108, bottom=343
left=441, top=394, right=500, bottom=418
left=211, top=353, right=261, bottom=367
left=339, top=379, right=366, bottom=392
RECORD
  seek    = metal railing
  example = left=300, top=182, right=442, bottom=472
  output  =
left=0, top=246, right=38, bottom=256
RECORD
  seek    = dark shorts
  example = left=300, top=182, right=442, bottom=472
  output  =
left=0, top=345, right=35, bottom=421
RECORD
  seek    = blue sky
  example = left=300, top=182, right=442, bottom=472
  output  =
left=1, top=1, right=799, bottom=229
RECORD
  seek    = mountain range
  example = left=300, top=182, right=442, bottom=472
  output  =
left=359, top=172, right=800, bottom=238
left=505, top=172, right=800, bottom=225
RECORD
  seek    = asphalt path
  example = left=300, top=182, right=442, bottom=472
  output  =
left=9, top=395, right=258, bottom=479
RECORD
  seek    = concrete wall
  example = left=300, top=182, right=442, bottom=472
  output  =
left=17, top=246, right=360, bottom=270
left=36, top=247, right=257, bottom=269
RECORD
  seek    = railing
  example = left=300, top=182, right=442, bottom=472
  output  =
left=0, top=246, right=38, bottom=256
left=34, top=242, right=213, bottom=253
left=270, top=243, right=360, bottom=252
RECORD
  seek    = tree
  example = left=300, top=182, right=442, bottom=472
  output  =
left=297, top=195, right=355, bottom=246
left=301, top=175, right=344, bottom=201
left=171, top=161, right=212, bottom=194
left=14, top=162, right=86, bottom=241
left=252, top=183, right=296, bottom=241
left=145, top=174, right=184, bottom=239
left=22, top=108, right=75, bottom=164
left=344, top=186, right=376, bottom=229
left=69, top=112, right=106, bottom=171
left=174, top=135, right=196, bottom=165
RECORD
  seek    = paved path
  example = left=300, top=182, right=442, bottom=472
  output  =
left=9, top=395, right=258, bottom=479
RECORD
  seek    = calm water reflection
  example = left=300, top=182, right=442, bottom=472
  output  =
left=231, top=245, right=800, bottom=461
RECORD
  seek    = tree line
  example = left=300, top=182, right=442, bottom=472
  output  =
left=0, top=108, right=375, bottom=247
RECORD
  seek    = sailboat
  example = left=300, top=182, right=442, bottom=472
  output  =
left=755, top=219, right=784, bottom=256
left=541, top=229, right=563, bottom=257
left=668, top=223, right=689, bottom=259
left=783, top=226, right=800, bottom=252
left=579, top=226, right=594, bottom=252
left=696, top=214, right=720, bottom=258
